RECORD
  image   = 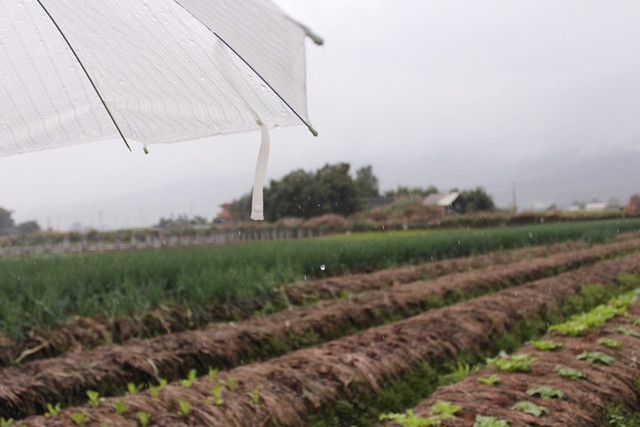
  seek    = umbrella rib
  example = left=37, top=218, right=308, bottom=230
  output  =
left=34, top=0, right=132, bottom=151
left=171, top=0, right=318, bottom=137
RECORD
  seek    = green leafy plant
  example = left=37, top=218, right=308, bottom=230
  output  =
left=379, top=401, right=461, bottom=426
left=615, top=327, right=640, bottom=337
left=526, top=386, right=565, bottom=400
left=44, top=403, right=61, bottom=417
left=512, top=401, right=548, bottom=417
left=555, top=365, right=587, bottom=380
left=247, top=387, right=261, bottom=406
left=137, top=411, right=150, bottom=427
left=440, top=360, right=479, bottom=385
left=1, top=418, right=14, bottom=427
left=86, top=389, right=100, bottom=407
left=473, top=415, right=512, bottom=427
left=598, top=338, right=623, bottom=348
left=181, top=369, right=198, bottom=388
left=210, top=384, right=224, bottom=405
left=530, top=340, right=562, bottom=351
left=177, top=399, right=191, bottom=417
left=150, top=378, right=168, bottom=398
left=208, top=367, right=219, bottom=383
left=379, top=409, right=441, bottom=426
left=126, top=382, right=142, bottom=396
left=577, top=350, right=615, bottom=365
left=70, top=412, right=89, bottom=425
left=477, top=374, right=501, bottom=386
left=429, top=400, right=462, bottom=419
left=222, top=374, right=237, bottom=392
left=632, top=319, right=640, bottom=326
left=112, top=399, right=128, bottom=415
left=486, top=353, right=535, bottom=372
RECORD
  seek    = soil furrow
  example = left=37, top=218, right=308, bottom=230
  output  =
left=0, top=238, right=599, bottom=367
left=0, top=239, right=637, bottom=419
left=17, top=252, right=640, bottom=426
left=393, top=297, right=640, bottom=426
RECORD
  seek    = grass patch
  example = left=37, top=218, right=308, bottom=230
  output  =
left=2, top=218, right=639, bottom=338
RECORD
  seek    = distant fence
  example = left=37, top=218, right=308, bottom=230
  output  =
left=0, top=228, right=326, bottom=257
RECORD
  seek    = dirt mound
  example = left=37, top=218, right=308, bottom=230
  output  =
left=18, top=252, right=640, bottom=426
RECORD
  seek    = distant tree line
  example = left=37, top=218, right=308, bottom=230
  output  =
left=223, top=163, right=496, bottom=222
left=226, top=163, right=379, bottom=222
left=0, top=207, right=40, bottom=236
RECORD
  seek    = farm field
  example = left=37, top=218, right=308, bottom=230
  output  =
left=0, top=220, right=640, bottom=425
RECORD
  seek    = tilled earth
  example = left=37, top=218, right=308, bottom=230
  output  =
left=7, top=237, right=640, bottom=426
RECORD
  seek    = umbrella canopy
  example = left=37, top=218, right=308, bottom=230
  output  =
left=0, top=0, right=320, bottom=219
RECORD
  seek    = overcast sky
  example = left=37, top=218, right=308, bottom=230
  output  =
left=1, top=1, right=639, bottom=230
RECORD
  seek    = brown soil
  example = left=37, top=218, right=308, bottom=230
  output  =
left=397, top=299, right=640, bottom=426
left=17, top=252, right=640, bottom=426
left=0, top=238, right=604, bottom=367
left=1, top=239, right=636, bottom=420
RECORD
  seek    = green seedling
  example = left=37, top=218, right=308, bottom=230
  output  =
left=1, top=418, right=14, bottom=427
left=150, top=378, right=168, bottom=398
left=430, top=400, right=462, bottom=419
left=530, top=340, right=562, bottom=351
left=137, top=411, right=150, bottom=427
left=379, top=409, right=441, bottom=426
left=126, top=382, right=142, bottom=396
left=44, top=403, right=61, bottom=417
left=86, top=390, right=100, bottom=407
left=378, top=400, right=461, bottom=426
left=577, top=350, right=615, bottom=365
left=70, top=412, right=89, bottom=425
left=112, top=399, right=128, bottom=415
left=598, top=338, right=623, bottom=348
left=555, top=365, right=587, bottom=380
left=210, top=384, right=224, bottom=405
left=247, top=387, right=261, bottom=405
left=486, top=353, right=535, bottom=372
left=208, top=367, right=219, bottom=383
left=222, top=374, right=237, bottom=391
left=632, top=319, right=640, bottom=326
left=615, top=327, right=640, bottom=337
left=181, top=369, right=198, bottom=388
left=512, top=401, right=549, bottom=417
left=177, top=399, right=191, bottom=417
left=526, top=386, right=565, bottom=400
left=473, top=415, right=512, bottom=427
left=477, top=374, right=501, bottom=386
left=549, top=301, right=628, bottom=336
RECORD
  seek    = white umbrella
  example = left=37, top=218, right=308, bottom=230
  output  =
left=0, top=0, right=320, bottom=220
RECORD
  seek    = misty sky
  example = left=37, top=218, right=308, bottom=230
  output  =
left=1, top=1, right=639, bottom=230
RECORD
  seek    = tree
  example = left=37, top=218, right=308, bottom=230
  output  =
left=624, top=194, right=640, bottom=216
left=261, top=163, right=363, bottom=221
left=16, top=221, right=40, bottom=235
left=354, top=165, right=379, bottom=198
left=0, top=207, right=15, bottom=235
left=453, top=187, right=495, bottom=214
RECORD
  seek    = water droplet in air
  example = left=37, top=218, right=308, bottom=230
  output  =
left=320, top=264, right=326, bottom=271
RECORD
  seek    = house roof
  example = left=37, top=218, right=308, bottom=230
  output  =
left=423, top=192, right=460, bottom=207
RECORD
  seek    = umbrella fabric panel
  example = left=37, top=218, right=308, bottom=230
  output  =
left=0, top=0, right=116, bottom=155
left=0, top=0, right=311, bottom=155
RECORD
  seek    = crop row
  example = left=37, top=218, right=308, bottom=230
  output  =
left=14, top=252, right=640, bottom=426
left=391, top=289, right=640, bottom=426
left=1, top=219, right=639, bottom=338
left=0, top=237, right=602, bottom=366
left=0, top=238, right=637, bottom=419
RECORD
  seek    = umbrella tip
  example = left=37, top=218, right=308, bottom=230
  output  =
left=301, top=25, right=324, bottom=46
left=143, top=146, right=149, bottom=155
left=308, top=125, right=319, bottom=137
